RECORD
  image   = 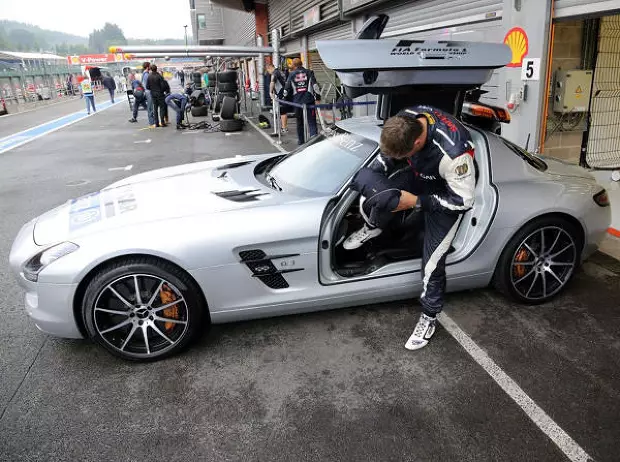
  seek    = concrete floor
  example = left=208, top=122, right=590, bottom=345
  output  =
left=1, top=97, right=619, bottom=462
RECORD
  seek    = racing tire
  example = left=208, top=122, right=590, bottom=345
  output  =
left=220, top=118, right=243, bottom=132
left=214, top=97, right=222, bottom=113
left=207, top=72, right=216, bottom=84
left=493, top=216, right=582, bottom=305
left=217, top=71, right=237, bottom=83
left=218, top=82, right=238, bottom=92
left=82, top=257, right=206, bottom=361
left=219, top=91, right=239, bottom=99
left=220, top=96, right=237, bottom=120
left=191, top=105, right=209, bottom=117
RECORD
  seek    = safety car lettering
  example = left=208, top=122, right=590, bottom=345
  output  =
left=330, top=133, right=365, bottom=152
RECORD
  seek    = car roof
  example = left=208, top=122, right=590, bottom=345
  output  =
left=337, top=116, right=383, bottom=143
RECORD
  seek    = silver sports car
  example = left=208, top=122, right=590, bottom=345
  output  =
left=9, top=37, right=611, bottom=361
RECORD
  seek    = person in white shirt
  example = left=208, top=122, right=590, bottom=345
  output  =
left=80, top=76, right=96, bottom=115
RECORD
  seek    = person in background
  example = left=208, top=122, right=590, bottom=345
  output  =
left=165, top=92, right=189, bottom=130
left=146, top=64, right=167, bottom=128
left=120, top=74, right=127, bottom=92
left=114, top=74, right=121, bottom=93
left=142, top=62, right=155, bottom=127
left=80, top=75, right=96, bottom=115
left=66, top=75, right=73, bottom=96
left=128, top=81, right=148, bottom=123
left=102, top=73, right=116, bottom=103
left=267, top=63, right=289, bottom=134
left=179, top=71, right=185, bottom=87
left=202, top=71, right=209, bottom=89
left=162, top=77, right=171, bottom=126
left=283, top=58, right=320, bottom=145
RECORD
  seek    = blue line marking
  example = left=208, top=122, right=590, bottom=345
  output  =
left=0, top=98, right=120, bottom=154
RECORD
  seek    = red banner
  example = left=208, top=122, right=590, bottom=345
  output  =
left=67, top=54, right=117, bottom=65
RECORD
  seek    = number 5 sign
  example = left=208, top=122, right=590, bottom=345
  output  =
left=521, top=58, right=541, bottom=81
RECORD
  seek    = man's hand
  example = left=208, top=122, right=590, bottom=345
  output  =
left=392, top=191, right=418, bottom=211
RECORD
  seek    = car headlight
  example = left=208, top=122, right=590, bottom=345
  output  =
left=23, top=242, right=79, bottom=282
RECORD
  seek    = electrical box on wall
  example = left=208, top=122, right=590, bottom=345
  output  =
left=553, top=70, right=593, bottom=113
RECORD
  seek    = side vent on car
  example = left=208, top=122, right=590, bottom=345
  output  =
left=214, top=189, right=270, bottom=202
left=239, top=249, right=303, bottom=290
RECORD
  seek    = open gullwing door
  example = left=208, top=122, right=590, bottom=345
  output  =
left=315, top=38, right=511, bottom=115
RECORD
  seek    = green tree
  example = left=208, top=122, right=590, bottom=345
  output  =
left=88, top=23, right=127, bottom=53
left=0, top=25, right=12, bottom=50
left=8, top=29, right=37, bottom=51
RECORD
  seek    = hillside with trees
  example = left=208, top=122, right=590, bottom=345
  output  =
left=0, top=20, right=186, bottom=55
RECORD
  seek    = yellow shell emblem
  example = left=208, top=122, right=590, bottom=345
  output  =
left=503, top=27, right=529, bottom=68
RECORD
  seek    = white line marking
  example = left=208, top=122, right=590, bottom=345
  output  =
left=0, top=99, right=124, bottom=155
left=438, top=312, right=592, bottom=462
left=133, top=139, right=151, bottom=144
left=108, top=165, right=133, bottom=171
left=243, top=115, right=287, bottom=154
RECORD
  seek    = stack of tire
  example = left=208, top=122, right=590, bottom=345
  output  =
left=213, top=71, right=238, bottom=112
left=219, top=95, right=243, bottom=132
left=190, top=71, right=209, bottom=117
left=216, top=70, right=242, bottom=132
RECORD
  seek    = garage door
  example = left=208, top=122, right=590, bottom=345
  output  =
left=308, top=23, right=352, bottom=103
left=555, top=0, right=620, bottom=19
left=283, top=37, right=301, bottom=56
left=586, top=14, right=620, bottom=169
left=379, top=0, right=503, bottom=38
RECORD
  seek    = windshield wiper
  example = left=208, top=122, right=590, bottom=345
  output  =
left=265, top=172, right=282, bottom=191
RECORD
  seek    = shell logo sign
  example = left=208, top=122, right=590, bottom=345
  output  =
left=503, top=27, right=529, bottom=68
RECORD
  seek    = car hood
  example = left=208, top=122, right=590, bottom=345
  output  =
left=541, top=156, right=597, bottom=182
left=33, top=155, right=277, bottom=246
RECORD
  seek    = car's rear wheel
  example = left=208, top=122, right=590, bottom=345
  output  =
left=493, top=216, right=581, bottom=304
left=82, top=258, right=205, bottom=361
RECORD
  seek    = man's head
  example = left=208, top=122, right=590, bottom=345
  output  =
left=150, top=64, right=158, bottom=73
left=266, top=63, right=275, bottom=74
left=292, top=58, right=303, bottom=69
left=142, top=62, right=151, bottom=71
left=380, top=115, right=426, bottom=159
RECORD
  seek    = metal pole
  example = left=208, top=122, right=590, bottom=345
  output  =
left=111, top=45, right=282, bottom=54
left=256, top=35, right=265, bottom=110
left=271, top=29, right=280, bottom=68
left=302, top=103, right=309, bottom=144
left=128, top=52, right=261, bottom=58
left=271, top=97, right=279, bottom=137
left=184, top=25, right=188, bottom=49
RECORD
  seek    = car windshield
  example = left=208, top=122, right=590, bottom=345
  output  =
left=264, top=128, right=378, bottom=196
left=501, top=138, right=548, bottom=172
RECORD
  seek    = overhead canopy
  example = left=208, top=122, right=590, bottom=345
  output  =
left=315, top=39, right=511, bottom=97
left=0, top=50, right=67, bottom=62
left=205, top=0, right=255, bottom=11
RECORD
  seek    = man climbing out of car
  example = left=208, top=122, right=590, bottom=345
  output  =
left=344, top=105, right=476, bottom=350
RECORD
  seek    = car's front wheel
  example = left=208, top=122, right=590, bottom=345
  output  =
left=493, top=216, right=582, bottom=304
left=82, top=257, right=206, bottom=361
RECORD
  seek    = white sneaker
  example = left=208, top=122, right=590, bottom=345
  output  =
left=342, top=224, right=382, bottom=250
left=405, top=314, right=437, bottom=350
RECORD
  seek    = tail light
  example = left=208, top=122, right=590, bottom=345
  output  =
left=462, top=102, right=511, bottom=123
left=593, top=189, right=610, bottom=207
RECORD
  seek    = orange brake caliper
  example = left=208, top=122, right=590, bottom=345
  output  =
left=514, top=248, right=530, bottom=278
left=159, top=284, right=179, bottom=331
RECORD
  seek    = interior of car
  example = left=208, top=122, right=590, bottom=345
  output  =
left=331, top=87, right=486, bottom=278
